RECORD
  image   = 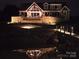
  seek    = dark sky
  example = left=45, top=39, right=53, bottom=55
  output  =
left=0, top=0, right=79, bottom=16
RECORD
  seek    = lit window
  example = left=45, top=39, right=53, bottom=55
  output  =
left=31, top=13, right=39, bottom=17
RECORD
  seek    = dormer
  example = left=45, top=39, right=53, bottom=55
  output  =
left=61, top=6, right=70, bottom=16
left=60, top=6, right=70, bottom=19
left=43, top=2, right=49, bottom=10
left=61, top=6, right=70, bottom=11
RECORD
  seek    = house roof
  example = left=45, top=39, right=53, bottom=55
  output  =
left=61, top=6, right=70, bottom=11
left=26, top=2, right=44, bottom=11
left=19, top=2, right=44, bottom=11
left=19, top=2, right=70, bottom=12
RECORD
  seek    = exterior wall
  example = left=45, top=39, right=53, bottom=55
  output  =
left=11, top=16, right=23, bottom=23
left=41, top=16, right=57, bottom=25
left=10, top=16, right=57, bottom=25
left=11, top=16, right=43, bottom=23
left=27, top=11, right=44, bottom=18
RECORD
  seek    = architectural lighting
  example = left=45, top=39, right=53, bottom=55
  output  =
left=41, top=16, right=57, bottom=25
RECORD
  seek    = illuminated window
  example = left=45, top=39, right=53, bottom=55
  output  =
left=31, top=13, right=39, bottom=17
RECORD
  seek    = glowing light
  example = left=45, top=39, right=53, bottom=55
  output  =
left=13, top=47, right=57, bottom=59
left=75, top=35, right=79, bottom=38
left=26, top=50, right=42, bottom=57
left=11, top=16, right=23, bottom=23
left=53, top=29, right=79, bottom=39
left=21, top=25, right=41, bottom=29
left=53, top=29, right=71, bottom=35
left=41, top=16, right=58, bottom=25
left=30, top=53, right=34, bottom=56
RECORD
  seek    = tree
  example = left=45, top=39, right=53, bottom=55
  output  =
left=0, top=5, right=19, bottom=23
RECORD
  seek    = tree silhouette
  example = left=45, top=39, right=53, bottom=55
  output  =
left=0, top=5, right=19, bottom=24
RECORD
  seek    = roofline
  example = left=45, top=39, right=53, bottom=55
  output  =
left=60, top=6, right=70, bottom=11
left=26, top=2, right=44, bottom=12
left=50, top=4, right=62, bottom=5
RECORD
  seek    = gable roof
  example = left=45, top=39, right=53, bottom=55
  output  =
left=61, top=6, right=70, bottom=11
left=43, top=2, right=49, bottom=5
left=26, top=2, right=44, bottom=12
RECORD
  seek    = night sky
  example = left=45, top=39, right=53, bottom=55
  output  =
left=0, top=0, right=79, bottom=16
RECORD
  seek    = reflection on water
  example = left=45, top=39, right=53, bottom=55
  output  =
left=0, top=24, right=78, bottom=59
left=12, top=47, right=57, bottom=59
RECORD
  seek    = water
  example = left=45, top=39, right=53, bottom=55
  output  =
left=0, top=24, right=78, bottom=59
